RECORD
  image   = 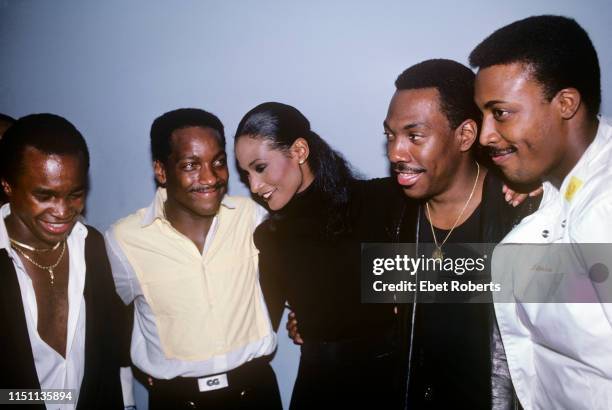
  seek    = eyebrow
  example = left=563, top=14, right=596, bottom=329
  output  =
left=484, top=100, right=507, bottom=109
left=383, top=120, right=427, bottom=131
left=179, top=151, right=226, bottom=161
left=32, top=188, right=56, bottom=195
left=33, top=186, right=85, bottom=195
left=248, top=158, right=262, bottom=167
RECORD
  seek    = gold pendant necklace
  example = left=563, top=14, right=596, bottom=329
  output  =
left=426, top=162, right=480, bottom=260
left=10, top=238, right=61, bottom=252
left=11, top=240, right=66, bottom=286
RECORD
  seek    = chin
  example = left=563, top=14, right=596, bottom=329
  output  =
left=36, top=232, right=69, bottom=247
left=401, top=186, right=429, bottom=201
left=195, top=205, right=222, bottom=217
left=504, top=169, right=539, bottom=186
left=267, top=203, right=283, bottom=212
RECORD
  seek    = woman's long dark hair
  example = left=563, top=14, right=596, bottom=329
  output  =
left=235, top=102, right=356, bottom=236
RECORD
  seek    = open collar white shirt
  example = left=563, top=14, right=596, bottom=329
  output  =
left=1, top=203, right=87, bottom=410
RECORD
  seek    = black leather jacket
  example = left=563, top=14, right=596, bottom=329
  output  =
left=351, top=172, right=537, bottom=410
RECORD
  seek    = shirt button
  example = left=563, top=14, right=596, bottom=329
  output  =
left=542, top=229, right=550, bottom=238
left=561, top=220, right=567, bottom=228
left=424, top=385, right=434, bottom=401
left=185, top=400, right=197, bottom=409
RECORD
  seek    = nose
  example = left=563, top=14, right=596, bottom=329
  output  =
left=248, top=174, right=263, bottom=195
left=51, top=198, right=74, bottom=220
left=387, top=136, right=413, bottom=164
left=479, top=115, right=501, bottom=146
left=198, top=164, right=219, bottom=186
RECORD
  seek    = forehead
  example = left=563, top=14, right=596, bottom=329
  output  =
left=169, top=126, right=224, bottom=159
left=474, top=62, right=543, bottom=104
left=236, top=137, right=276, bottom=157
left=15, top=147, right=86, bottom=189
left=385, top=88, right=447, bottom=128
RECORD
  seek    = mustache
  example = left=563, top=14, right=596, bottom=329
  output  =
left=189, top=181, right=227, bottom=193
left=391, top=162, right=425, bottom=173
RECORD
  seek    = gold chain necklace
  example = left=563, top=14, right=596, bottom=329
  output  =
left=426, top=162, right=480, bottom=260
left=11, top=240, right=66, bottom=286
left=10, top=238, right=60, bottom=252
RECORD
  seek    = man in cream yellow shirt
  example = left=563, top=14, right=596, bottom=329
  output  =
left=105, top=108, right=281, bottom=410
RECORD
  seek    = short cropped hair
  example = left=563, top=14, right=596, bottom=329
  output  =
left=150, top=108, right=225, bottom=164
left=395, top=59, right=482, bottom=129
left=0, top=113, right=15, bottom=128
left=469, top=15, right=600, bottom=117
left=0, top=113, right=90, bottom=184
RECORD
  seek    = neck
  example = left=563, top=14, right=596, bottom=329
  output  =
left=164, top=200, right=215, bottom=253
left=548, top=117, right=599, bottom=188
left=429, top=160, right=484, bottom=208
left=427, top=160, right=487, bottom=229
left=297, top=164, right=316, bottom=194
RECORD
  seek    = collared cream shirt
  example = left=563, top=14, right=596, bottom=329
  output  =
left=105, top=188, right=276, bottom=379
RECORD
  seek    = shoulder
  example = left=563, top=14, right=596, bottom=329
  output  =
left=108, top=208, right=148, bottom=240
left=568, top=185, right=612, bottom=242
left=222, top=194, right=265, bottom=225
left=353, top=177, right=398, bottom=195
left=84, top=224, right=104, bottom=244
left=350, top=177, right=403, bottom=210
left=224, top=194, right=260, bottom=212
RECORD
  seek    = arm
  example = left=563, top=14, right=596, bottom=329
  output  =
left=257, top=243, right=289, bottom=331
left=569, top=196, right=612, bottom=325
left=104, top=228, right=138, bottom=305
left=103, top=228, right=136, bottom=408
left=253, top=204, right=289, bottom=332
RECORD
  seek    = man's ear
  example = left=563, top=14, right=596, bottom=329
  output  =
left=555, top=88, right=581, bottom=120
left=1, top=179, right=11, bottom=197
left=290, top=138, right=310, bottom=165
left=455, top=119, right=478, bottom=152
left=153, top=161, right=167, bottom=186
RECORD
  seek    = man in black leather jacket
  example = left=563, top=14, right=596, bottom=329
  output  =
left=354, top=60, right=537, bottom=410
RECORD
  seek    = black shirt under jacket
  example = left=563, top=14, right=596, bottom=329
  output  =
left=352, top=172, right=537, bottom=410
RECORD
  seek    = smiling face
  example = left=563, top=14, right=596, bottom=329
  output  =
left=154, top=126, right=228, bottom=220
left=2, top=147, right=86, bottom=247
left=235, top=136, right=312, bottom=211
left=384, top=88, right=466, bottom=200
left=475, top=62, right=566, bottom=185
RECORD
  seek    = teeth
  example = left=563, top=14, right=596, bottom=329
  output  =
left=492, top=147, right=516, bottom=156
left=262, top=191, right=273, bottom=199
left=45, top=222, right=68, bottom=227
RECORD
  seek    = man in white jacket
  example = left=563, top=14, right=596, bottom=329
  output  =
left=470, top=15, right=612, bottom=409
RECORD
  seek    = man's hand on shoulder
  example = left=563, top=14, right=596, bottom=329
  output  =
left=286, top=311, right=303, bottom=345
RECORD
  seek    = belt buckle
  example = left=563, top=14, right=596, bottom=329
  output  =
left=197, top=373, right=229, bottom=392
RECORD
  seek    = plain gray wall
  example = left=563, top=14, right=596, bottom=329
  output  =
left=2, top=1, right=611, bottom=408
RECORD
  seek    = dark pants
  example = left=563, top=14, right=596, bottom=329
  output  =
left=142, top=358, right=282, bottom=410
left=290, top=333, right=401, bottom=410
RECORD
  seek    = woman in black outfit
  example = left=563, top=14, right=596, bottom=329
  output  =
left=234, top=102, right=400, bottom=410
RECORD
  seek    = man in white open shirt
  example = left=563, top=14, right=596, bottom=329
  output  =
left=105, top=109, right=281, bottom=410
left=0, top=114, right=126, bottom=409
left=470, top=15, right=612, bottom=409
